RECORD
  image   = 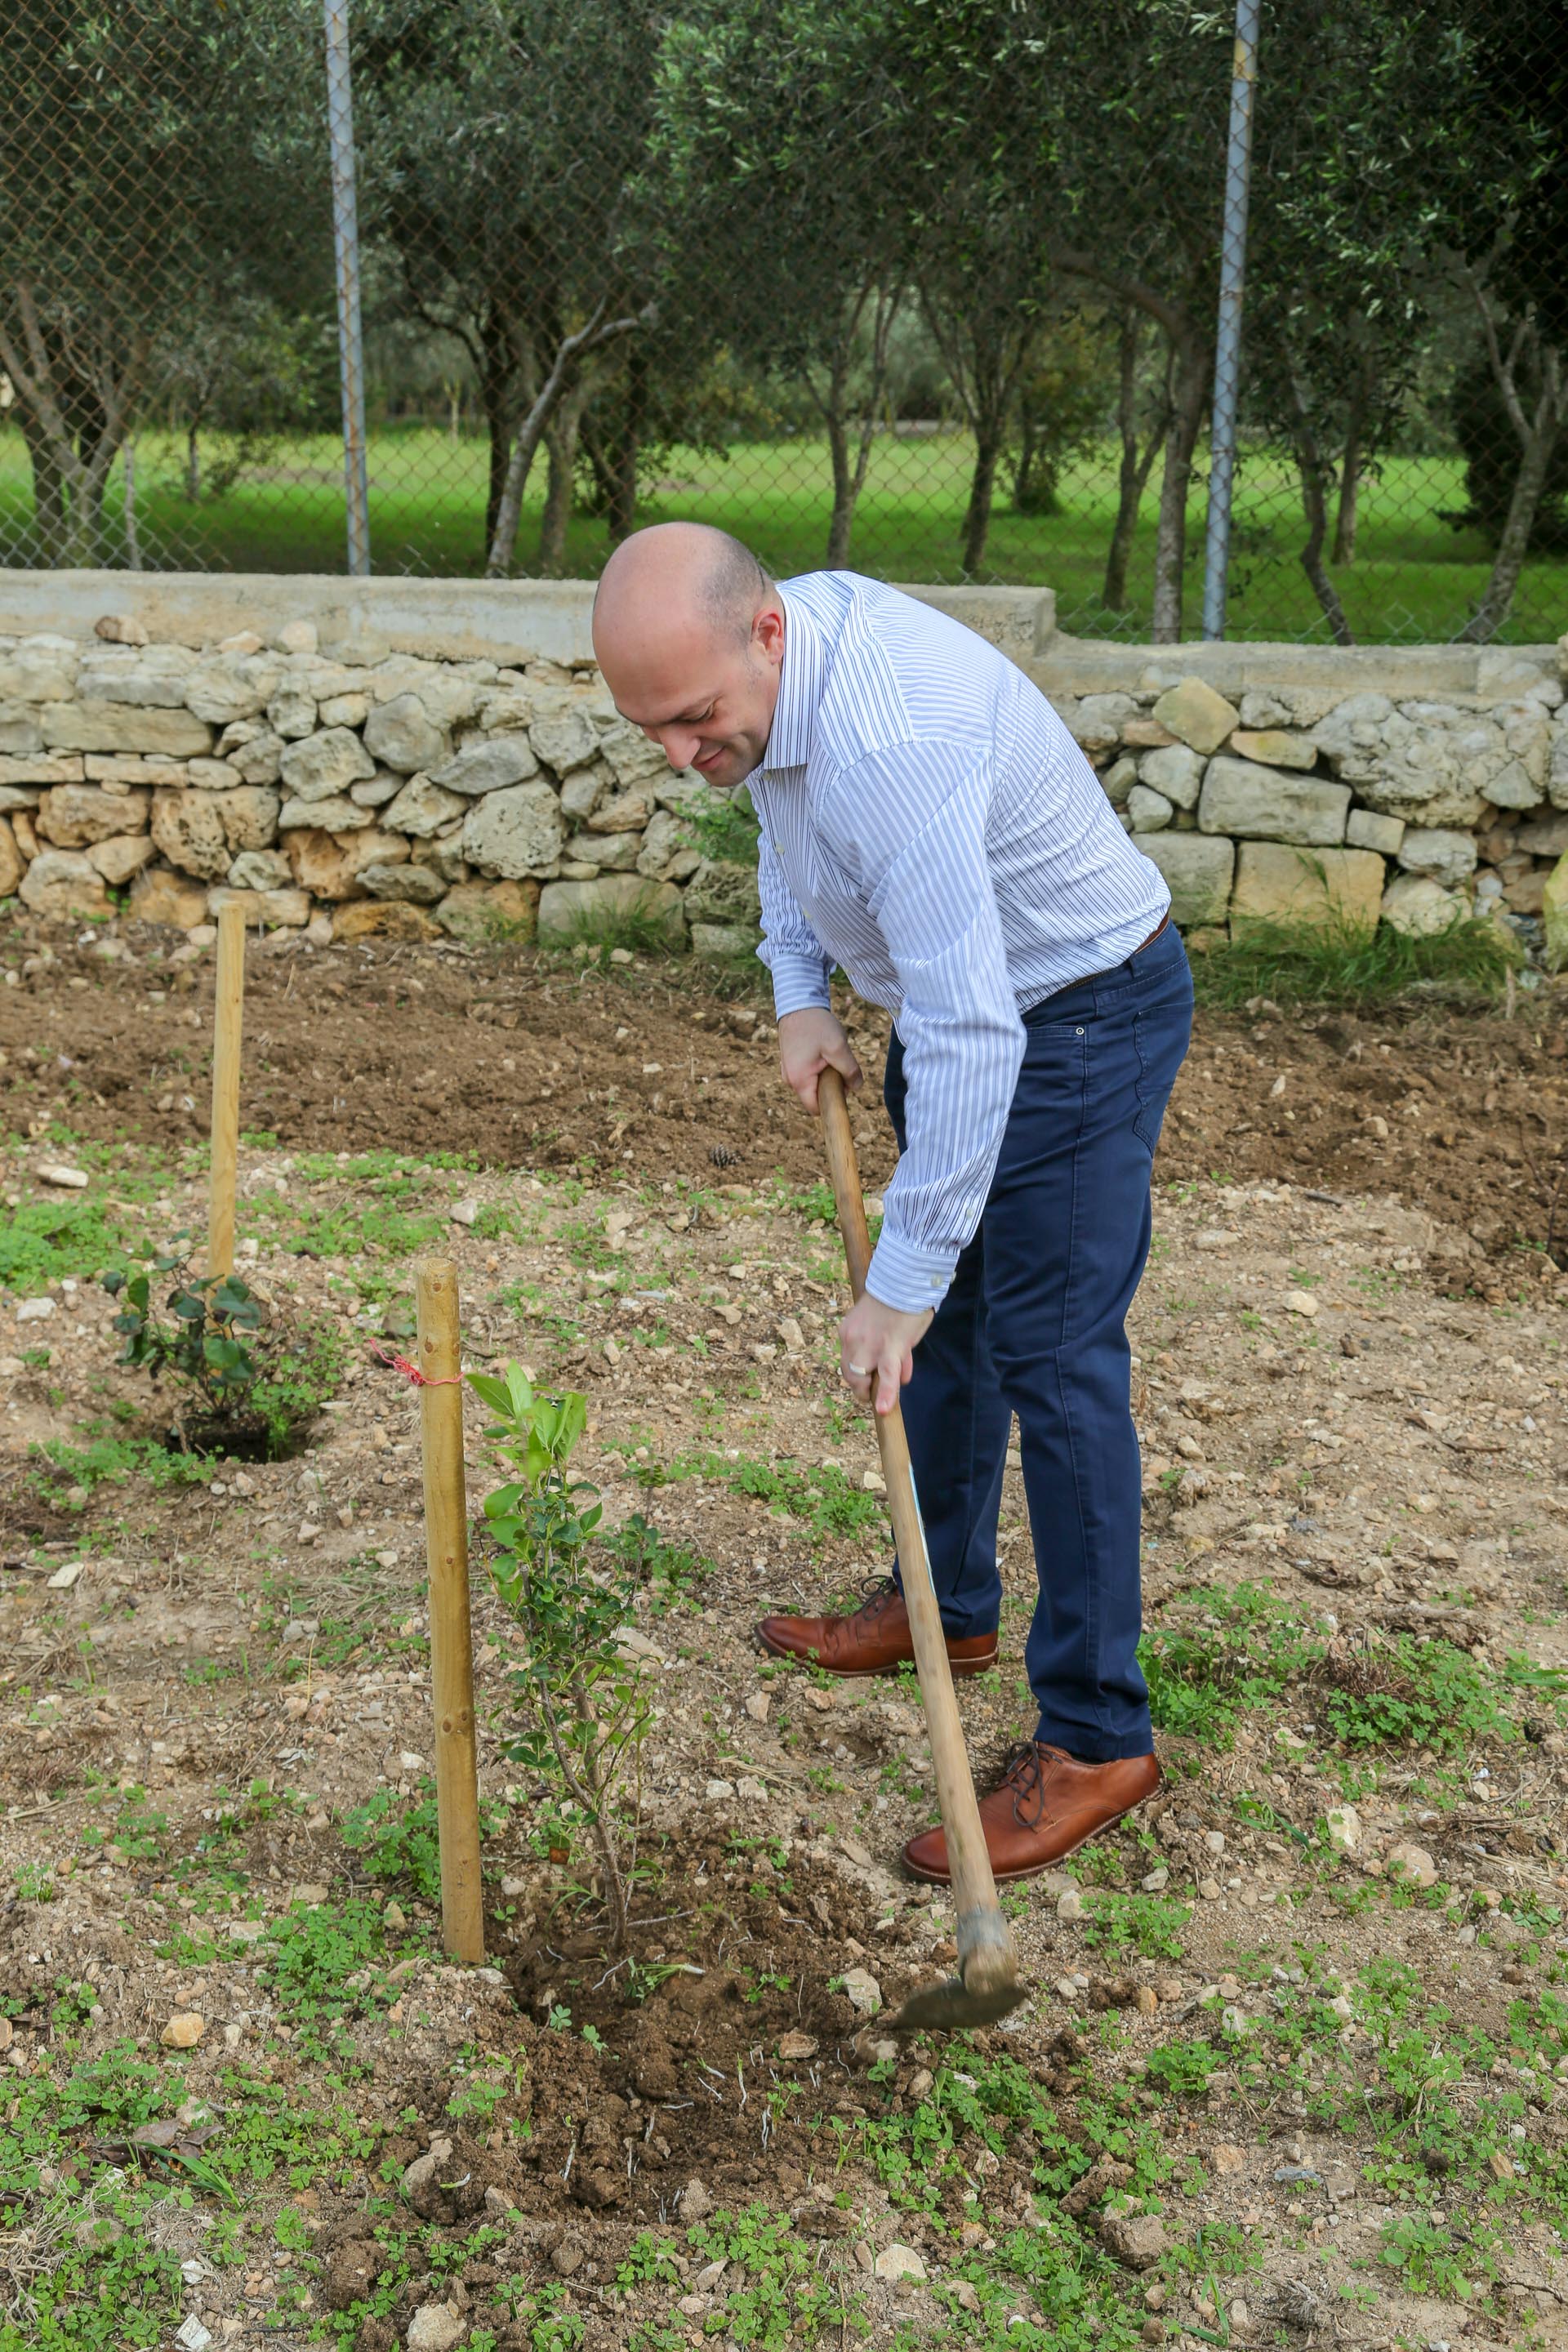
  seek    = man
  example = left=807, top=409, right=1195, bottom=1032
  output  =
left=592, top=522, right=1191, bottom=1885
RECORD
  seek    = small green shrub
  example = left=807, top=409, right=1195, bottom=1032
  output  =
left=103, top=1243, right=342, bottom=1455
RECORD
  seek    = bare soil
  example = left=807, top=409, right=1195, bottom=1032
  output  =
left=2, top=915, right=1568, bottom=2352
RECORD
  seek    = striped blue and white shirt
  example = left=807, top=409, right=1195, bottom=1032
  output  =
left=749, top=571, right=1169, bottom=1315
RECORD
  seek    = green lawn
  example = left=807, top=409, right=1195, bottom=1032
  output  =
left=2, top=424, right=1562, bottom=644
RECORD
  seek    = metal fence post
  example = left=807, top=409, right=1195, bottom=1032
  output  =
left=1200, top=0, right=1261, bottom=642
left=323, top=0, right=372, bottom=577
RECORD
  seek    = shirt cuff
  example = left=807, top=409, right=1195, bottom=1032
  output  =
left=866, top=1227, right=957, bottom=1316
left=760, top=947, right=834, bottom=1020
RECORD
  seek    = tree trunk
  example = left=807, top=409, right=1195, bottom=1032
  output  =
left=1289, top=374, right=1356, bottom=646
left=18, top=407, right=66, bottom=563
left=122, top=440, right=141, bottom=571
left=1150, top=336, right=1209, bottom=643
left=479, top=306, right=516, bottom=564
left=1102, top=316, right=1169, bottom=611
left=606, top=344, right=647, bottom=544
left=1331, top=368, right=1365, bottom=567
left=1459, top=379, right=1563, bottom=644
left=486, top=305, right=643, bottom=579
left=961, top=416, right=1005, bottom=576
left=538, top=379, right=590, bottom=573
left=185, top=422, right=202, bottom=504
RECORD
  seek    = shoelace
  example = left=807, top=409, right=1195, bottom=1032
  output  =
left=849, top=1574, right=901, bottom=1625
left=996, top=1740, right=1069, bottom=1828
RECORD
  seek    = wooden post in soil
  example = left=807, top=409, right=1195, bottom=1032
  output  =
left=207, top=898, right=247, bottom=1281
left=416, top=1258, right=486, bottom=1963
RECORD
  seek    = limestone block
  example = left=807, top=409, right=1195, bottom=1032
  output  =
left=223, top=788, right=282, bottom=853
left=0, top=702, right=44, bottom=756
left=1227, top=728, right=1317, bottom=772
left=367, top=657, right=488, bottom=728
left=586, top=788, right=656, bottom=834
left=460, top=781, right=566, bottom=879
left=78, top=644, right=195, bottom=707
left=184, top=651, right=284, bottom=724
left=38, top=785, right=150, bottom=848
left=1548, top=722, right=1568, bottom=810
left=409, top=836, right=470, bottom=885
left=1231, top=843, right=1384, bottom=934
left=266, top=681, right=318, bottom=740
left=0, top=816, right=23, bottom=898
left=278, top=793, right=376, bottom=831
left=332, top=898, right=441, bottom=943
left=207, top=885, right=310, bottom=928
left=537, top=874, right=686, bottom=942
left=1152, top=677, right=1239, bottom=755
left=0, top=785, right=41, bottom=813
left=428, top=737, right=537, bottom=796
left=684, top=857, right=763, bottom=927
left=383, top=775, right=467, bottom=838
left=1517, top=811, right=1568, bottom=858
left=318, top=691, right=369, bottom=729
left=1381, top=873, right=1465, bottom=937
left=1064, top=693, right=1138, bottom=755
left=1543, top=853, right=1568, bottom=971
left=10, top=810, right=38, bottom=861
left=1198, top=756, right=1348, bottom=845
left=283, top=826, right=409, bottom=901
left=434, top=879, right=540, bottom=942
left=1504, top=866, right=1547, bottom=915
left=349, top=773, right=403, bottom=808
left=85, top=754, right=188, bottom=787
left=1126, top=785, right=1174, bottom=833
left=1314, top=696, right=1515, bottom=825
left=1346, top=807, right=1405, bottom=855
left=474, top=687, right=536, bottom=733
left=128, top=864, right=210, bottom=929
left=1133, top=833, right=1235, bottom=928
left=363, top=693, right=451, bottom=775
left=559, top=764, right=611, bottom=822
left=1137, top=743, right=1204, bottom=809
left=1100, top=755, right=1138, bottom=809
left=1397, top=827, right=1477, bottom=885
left=597, top=720, right=671, bottom=789
left=359, top=862, right=447, bottom=905
left=1124, top=716, right=1176, bottom=749
left=271, top=619, right=318, bottom=657
left=636, top=807, right=693, bottom=876
left=565, top=829, right=639, bottom=871
left=692, top=922, right=760, bottom=959
left=0, top=638, right=78, bottom=702
left=226, top=731, right=286, bottom=786
left=278, top=727, right=376, bottom=802
left=1477, top=648, right=1551, bottom=699
left=19, top=849, right=111, bottom=920
left=0, top=755, right=85, bottom=787
left=42, top=702, right=213, bottom=758
left=150, top=788, right=231, bottom=881
left=530, top=702, right=601, bottom=774
left=227, top=849, right=293, bottom=892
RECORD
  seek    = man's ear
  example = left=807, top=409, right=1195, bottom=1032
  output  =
left=754, top=603, right=786, bottom=666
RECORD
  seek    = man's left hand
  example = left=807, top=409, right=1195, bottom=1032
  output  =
left=840, top=1291, right=933, bottom=1417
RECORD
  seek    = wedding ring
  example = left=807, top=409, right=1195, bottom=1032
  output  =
left=847, top=1363, right=870, bottom=1376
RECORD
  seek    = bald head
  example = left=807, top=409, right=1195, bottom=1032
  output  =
left=592, top=523, right=785, bottom=792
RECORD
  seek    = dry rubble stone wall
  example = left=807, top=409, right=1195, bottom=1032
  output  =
left=0, top=584, right=1566, bottom=960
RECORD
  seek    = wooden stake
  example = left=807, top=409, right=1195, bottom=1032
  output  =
left=207, top=898, right=247, bottom=1282
left=416, top=1258, right=485, bottom=1964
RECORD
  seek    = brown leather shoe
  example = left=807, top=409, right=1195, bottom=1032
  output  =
left=902, top=1740, right=1160, bottom=1884
left=756, top=1576, right=997, bottom=1680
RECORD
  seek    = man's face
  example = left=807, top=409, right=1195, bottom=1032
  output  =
left=597, top=605, right=785, bottom=794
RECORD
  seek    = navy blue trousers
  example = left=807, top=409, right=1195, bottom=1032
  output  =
left=884, top=921, right=1192, bottom=1761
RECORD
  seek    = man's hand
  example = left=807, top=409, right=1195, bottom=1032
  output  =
left=777, top=1007, right=862, bottom=1114
left=840, top=1290, right=933, bottom=1417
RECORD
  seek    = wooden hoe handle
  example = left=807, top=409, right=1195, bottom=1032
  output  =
left=817, top=1070, right=1018, bottom=2006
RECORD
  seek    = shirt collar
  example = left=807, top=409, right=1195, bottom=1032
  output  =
left=761, top=586, right=825, bottom=776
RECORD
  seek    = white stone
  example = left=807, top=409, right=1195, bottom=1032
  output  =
left=841, top=1966, right=881, bottom=2015
left=875, top=2245, right=928, bottom=2283
left=17, top=1298, right=56, bottom=1321
left=265, top=681, right=317, bottom=740
left=1198, top=756, right=1349, bottom=845
left=428, top=737, right=538, bottom=796
left=19, top=849, right=110, bottom=920
left=537, top=873, right=684, bottom=940
left=1346, top=806, right=1404, bottom=854
left=38, top=1165, right=88, bottom=1189
left=78, top=643, right=196, bottom=708
left=405, top=2301, right=464, bottom=2352
left=1387, top=1842, right=1437, bottom=1889
left=383, top=775, right=467, bottom=838
left=1397, top=827, right=1477, bottom=885
left=183, top=651, right=284, bottom=724
left=1127, top=785, right=1174, bottom=832
left=365, top=693, right=452, bottom=775
left=1056, top=1887, right=1086, bottom=1922
left=1381, top=873, right=1465, bottom=937
left=1138, top=742, right=1205, bottom=809
left=174, top=2318, right=213, bottom=2352
left=461, top=781, right=567, bottom=878
left=1324, top=1804, right=1361, bottom=1852
left=278, top=728, right=376, bottom=803
left=530, top=704, right=601, bottom=773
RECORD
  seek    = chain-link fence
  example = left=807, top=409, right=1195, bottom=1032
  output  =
left=2, top=0, right=1564, bottom=644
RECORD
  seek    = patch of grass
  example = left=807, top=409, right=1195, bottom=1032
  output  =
left=341, top=1779, right=507, bottom=1907
left=683, top=2205, right=857, bottom=2346
left=1190, top=909, right=1519, bottom=1012
left=547, top=889, right=688, bottom=961
left=1140, top=1580, right=1566, bottom=1754
left=1080, top=1890, right=1192, bottom=1962
left=602, top=1512, right=711, bottom=1610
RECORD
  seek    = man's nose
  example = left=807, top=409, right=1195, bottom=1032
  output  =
left=646, top=724, right=700, bottom=766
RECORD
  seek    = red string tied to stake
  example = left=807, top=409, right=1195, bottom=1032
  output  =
left=368, top=1342, right=464, bottom=1388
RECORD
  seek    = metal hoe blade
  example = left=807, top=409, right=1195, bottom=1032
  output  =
left=884, top=1968, right=1026, bottom=2034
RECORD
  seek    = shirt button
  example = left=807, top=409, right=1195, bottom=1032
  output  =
left=773, top=841, right=785, bottom=853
